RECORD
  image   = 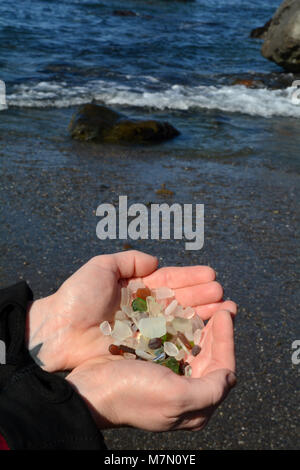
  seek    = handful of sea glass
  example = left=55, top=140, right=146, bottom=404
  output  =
left=99, top=280, right=204, bottom=376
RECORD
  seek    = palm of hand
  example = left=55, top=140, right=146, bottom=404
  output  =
left=32, top=251, right=235, bottom=373
left=66, top=308, right=235, bottom=432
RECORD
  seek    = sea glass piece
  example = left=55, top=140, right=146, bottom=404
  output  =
left=119, top=344, right=136, bottom=354
left=173, top=305, right=184, bottom=318
left=185, top=329, right=194, bottom=342
left=112, top=320, right=133, bottom=342
left=192, top=345, right=201, bottom=356
left=165, top=299, right=178, bottom=316
left=137, top=334, right=148, bottom=352
left=115, top=310, right=127, bottom=321
left=132, top=298, right=147, bottom=312
left=122, top=336, right=138, bottom=349
left=164, top=341, right=179, bottom=357
left=123, top=352, right=136, bottom=360
left=136, top=287, right=151, bottom=300
left=109, top=344, right=122, bottom=355
left=184, top=365, right=192, bottom=377
left=153, top=351, right=166, bottom=362
left=122, top=305, right=134, bottom=317
left=99, top=321, right=112, bottom=336
left=163, top=357, right=180, bottom=374
left=135, top=349, right=155, bottom=361
left=165, top=314, right=174, bottom=322
left=183, top=306, right=195, bottom=319
left=148, top=338, right=163, bottom=349
left=177, top=332, right=192, bottom=350
left=128, top=279, right=145, bottom=293
left=191, top=315, right=204, bottom=332
left=138, top=315, right=166, bottom=339
left=146, top=296, right=162, bottom=317
left=172, top=317, right=193, bottom=336
left=153, top=287, right=174, bottom=300
left=160, top=332, right=173, bottom=343
left=179, top=360, right=189, bottom=376
left=120, top=287, right=130, bottom=309
left=175, top=349, right=186, bottom=361
left=131, top=311, right=147, bottom=325
left=166, top=323, right=177, bottom=335
left=193, top=328, right=202, bottom=345
left=176, top=337, right=189, bottom=354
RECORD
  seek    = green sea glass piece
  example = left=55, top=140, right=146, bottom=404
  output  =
left=162, top=357, right=180, bottom=375
left=132, top=298, right=147, bottom=312
left=160, top=332, right=173, bottom=343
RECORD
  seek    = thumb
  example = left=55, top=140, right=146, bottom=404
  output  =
left=184, top=368, right=237, bottom=412
left=94, top=250, right=158, bottom=279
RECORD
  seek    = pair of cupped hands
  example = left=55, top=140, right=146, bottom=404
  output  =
left=26, top=250, right=237, bottom=432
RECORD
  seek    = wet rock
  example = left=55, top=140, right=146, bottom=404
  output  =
left=69, top=104, right=180, bottom=144
left=250, top=19, right=272, bottom=39
left=69, top=104, right=121, bottom=141
left=261, top=0, right=300, bottom=72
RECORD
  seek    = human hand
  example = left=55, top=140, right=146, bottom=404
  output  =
left=26, top=250, right=236, bottom=372
left=66, top=309, right=236, bottom=432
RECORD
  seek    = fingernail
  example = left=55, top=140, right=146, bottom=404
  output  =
left=227, top=372, right=237, bottom=388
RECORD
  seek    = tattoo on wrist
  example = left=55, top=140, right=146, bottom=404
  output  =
left=29, top=342, right=45, bottom=367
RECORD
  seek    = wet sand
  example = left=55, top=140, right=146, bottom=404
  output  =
left=0, top=110, right=299, bottom=450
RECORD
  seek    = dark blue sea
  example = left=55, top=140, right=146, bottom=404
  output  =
left=1, top=0, right=300, bottom=172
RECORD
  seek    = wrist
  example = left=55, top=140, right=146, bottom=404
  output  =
left=65, top=363, right=122, bottom=430
left=26, top=293, right=58, bottom=370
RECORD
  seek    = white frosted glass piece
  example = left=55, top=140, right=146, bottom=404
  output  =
left=165, top=299, right=178, bottom=316
left=138, top=315, right=166, bottom=339
left=112, top=320, right=133, bottom=341
left=153, top=287, right=174, bottom=300
left=99, top=321, right=112, bottom=336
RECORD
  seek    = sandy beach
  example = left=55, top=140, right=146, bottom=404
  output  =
left=1, top=104, right=299, bottom=449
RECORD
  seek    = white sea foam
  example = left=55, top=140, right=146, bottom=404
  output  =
left=6, top=80, right=300, bottom=118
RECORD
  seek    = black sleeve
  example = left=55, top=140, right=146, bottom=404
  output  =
left=0, top=281, right=107, bottom=450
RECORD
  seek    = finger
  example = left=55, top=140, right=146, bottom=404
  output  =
left=183, top=368, right=236, bottom=412
left=95, top=250, right=158, bottom=279
left=190, top=309, right=235, bottom=376
left=211, top=310, right=235, bottom=372
left=194, top=300, right=237, bottom=320
left=143, top=266, right=216, bottom=289
left=173, top=281, right=223, bottom=307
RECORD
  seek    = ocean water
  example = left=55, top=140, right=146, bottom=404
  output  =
left=1, top=0, right=300, bottom=173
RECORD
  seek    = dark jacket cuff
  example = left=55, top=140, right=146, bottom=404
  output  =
left=0, top=281, right=107, bottom=450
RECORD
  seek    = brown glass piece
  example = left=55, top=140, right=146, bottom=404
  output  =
left=192, top=345, right=201, bottom=356
left=148, top=338, right=163, bottom=349
left=179, top=360, right=190, bottom=376
left=177, top=332, right=192, bottom=350
left=109, top=344, right=136, bottom=356
left=135, top=287, right=151, bottom=300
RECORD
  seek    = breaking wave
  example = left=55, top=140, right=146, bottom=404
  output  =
left=7, top=80, right=300, bottom=118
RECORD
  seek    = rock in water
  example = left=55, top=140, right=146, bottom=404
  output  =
left=250, top=19, right=272, bottom=39
left=69, top=104, right=121, bottom=141
left=261, top=0, right=300, bottom=72
left=69, top=104, right=180, bottom=144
